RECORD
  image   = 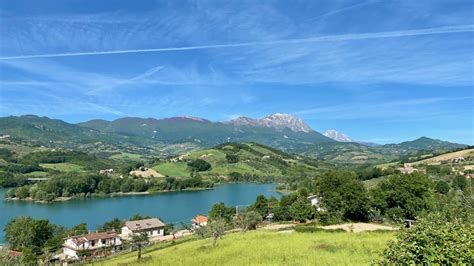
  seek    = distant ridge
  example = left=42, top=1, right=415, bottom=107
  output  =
left=0, top=115, right=467, bottom=164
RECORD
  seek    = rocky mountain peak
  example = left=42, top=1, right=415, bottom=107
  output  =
left=228, top=113, right=313, bottom=133
left=323, top=129, right=354, bottom=142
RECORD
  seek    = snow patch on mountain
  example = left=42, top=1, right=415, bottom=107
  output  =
left=323, top=129, right=354, bottom=142
left=228, top=113, right=313, bottom=133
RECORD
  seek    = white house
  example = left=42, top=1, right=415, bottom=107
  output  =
left=307, top=195, right=323, bottom=211
left=63, top=231, right=122, bottom=259
left=121, top=218, right=165, bottom=240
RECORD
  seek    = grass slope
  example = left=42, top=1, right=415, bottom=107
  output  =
left=98, top=230, right=394, bottom=266
left=151, top=143, right=322, bottom=178
left=39, top=162, right=85, bottom=172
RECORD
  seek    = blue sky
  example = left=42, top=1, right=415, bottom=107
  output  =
left=0, top=0, right=473, bottom=144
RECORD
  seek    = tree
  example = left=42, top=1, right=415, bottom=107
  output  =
left=69, top=223, right=88, bottom=235
left=379, top=213, right=473, bottom=264
left=208, top=219, right=226, bottom=246
left=4, top=217, right=54, bottom=253
left=195, top=219, right=227, bottom=246
left=289, top=196, right=314, bottom=222
left=99, top=218, right=123, bottom=232
left=76, top=249, right=92, bottom=261
left=131, top=233, right=149, bottom=260
left=15, top=186, right=29, bottom=199
left=316, top=171, right=370, bottom=221
left=371, top=172, right=434, bottom=220
left=225, top=153, right=238, bottom=163
left=250, top=195, right=269, bottom=217
left=435, top=180, right=450, bottom=194
left=452, top=175, right=467, bottom=191
left=187, top=159, right=211, bottom=172
left=208, top=202, right=236, bottom=223
left=233, top=210, right=262, bottom=231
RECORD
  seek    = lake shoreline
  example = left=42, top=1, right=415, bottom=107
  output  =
left=3, top=187, right=216, bottom=204
left=0, top=183, right=281, bottom=242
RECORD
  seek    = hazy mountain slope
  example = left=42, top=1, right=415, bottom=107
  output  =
left=382, top=137, right=466, bottom=152
left=78, top=114, right=334, bottom=148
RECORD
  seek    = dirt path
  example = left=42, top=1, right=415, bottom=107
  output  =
left=323, top=223, right=396, bottom=232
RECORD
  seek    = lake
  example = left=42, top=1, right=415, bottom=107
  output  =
left=0, top=183, right=280, bottom=243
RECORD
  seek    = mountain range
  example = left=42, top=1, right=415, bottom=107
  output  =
left=0, top=114, right=467, bottom=164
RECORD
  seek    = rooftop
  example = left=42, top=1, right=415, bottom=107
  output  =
left=124, top=218, right=165, bottom=231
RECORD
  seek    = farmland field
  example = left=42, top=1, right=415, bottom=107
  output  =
left=96, top=229, right=394, bottom=266
left=39, top=163, right=85, bottom=172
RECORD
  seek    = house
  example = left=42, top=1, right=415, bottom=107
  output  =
left=63, top=231, right=122, bottom=259
left=121, top=218, right=166, bottom=240
left=191, top=215, right=208, bottom=228
left=307, top=195, right=323, bottom=211
left=398, top=163, right=417, bottom=174
left=452, top=157, right=465, bottom=163
left=99, top=169, right=114, bottom=175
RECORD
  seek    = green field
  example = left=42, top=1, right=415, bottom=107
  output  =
left=40, top=163, right=85, bottom=172
left=152, top=162, right=190, bottom=177
left=109, top=152, right=143, bottom=160
left=96, top=229, right=394, bottom=265
left=24, top=171, right=49, bottom=177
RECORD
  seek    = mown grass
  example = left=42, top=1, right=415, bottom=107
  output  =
left=39, top=162, right=85, bottom=172
left=24, top=171, right=49, bottom=177
left=152, top=162, right=190, bottom=177
left=96, top=229, right=394, bottom=266
left=109, top=152, right=142, bottom=160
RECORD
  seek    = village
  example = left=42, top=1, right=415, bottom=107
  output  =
left=60, top=214, right=209, bottom=262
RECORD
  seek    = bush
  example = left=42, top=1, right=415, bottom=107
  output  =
left=225, top=153, right=238, bottom=163
left=379, top=213, right=474, bottom=264
left=187, top=159, right=211, bottom=172
left=435, top=180, right=450, bottom=194
left=233, top=210, right=262, bottom=231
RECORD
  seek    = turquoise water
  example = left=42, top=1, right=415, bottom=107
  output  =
left=0, top=183, right=280, bottom=243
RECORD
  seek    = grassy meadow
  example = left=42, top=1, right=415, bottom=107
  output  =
left=39, top=162, right=85, bottom=172
left=96, top=229, right=394, bottom=266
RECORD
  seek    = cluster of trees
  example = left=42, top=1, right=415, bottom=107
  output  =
left=228, top=172, right=263, bottom=182
left=355, top=166, right=397, bottom=180
left=4, top=174, right=214, bottom=201
left=3, top=216, right=91, bottom=264
left=187, top=159, right=212, bottom=172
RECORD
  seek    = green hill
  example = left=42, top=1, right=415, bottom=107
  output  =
left=1, top=115, right=467, bottom=165
left=152, top=143, right=326, bottom=180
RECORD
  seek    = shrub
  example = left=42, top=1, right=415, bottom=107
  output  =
left=225, top=153, right=238, bottom=163
left=187, top=159, right=211, bottom=172
left=379, top=213, right=474, bottom=264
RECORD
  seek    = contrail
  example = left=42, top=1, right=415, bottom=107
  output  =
left=0, top=25, right=473, bottom=60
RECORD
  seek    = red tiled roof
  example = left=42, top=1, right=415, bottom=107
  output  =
left=8, top=251, right=22, bottom=258
left=191, top=215, right=208, bottom=224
